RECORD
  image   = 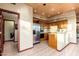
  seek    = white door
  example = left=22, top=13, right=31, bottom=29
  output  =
left=5, top=21, right=14, bottom=41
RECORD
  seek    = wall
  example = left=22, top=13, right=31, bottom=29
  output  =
left=0, top=3, right=33, bottom=51
left=49, top=10, right=77, bottom=43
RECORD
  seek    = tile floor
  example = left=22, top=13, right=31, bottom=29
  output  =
left=2, top=40, right=79, bottom=56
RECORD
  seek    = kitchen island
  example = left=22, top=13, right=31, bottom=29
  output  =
left=48, top=31, right=69, bottom=51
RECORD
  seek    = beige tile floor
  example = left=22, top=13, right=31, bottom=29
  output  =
left=2, top=40, right=79, bottom=56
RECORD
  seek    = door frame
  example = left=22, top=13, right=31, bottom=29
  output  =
left=0, top=8, right=20, bottom=52
left=0, top=11, right=4, bottom=56
left=4, top=20, right=15, bottom=42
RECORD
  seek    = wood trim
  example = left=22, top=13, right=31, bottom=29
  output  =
left=0, top=11, right=4, bottom=56
left=0, top=8, right=20, bottom=21
left=18, top=17, right=20, bottom=51
left=0, top=8, right=19, bottom=15
left=77, top=22, right=79, bottom=23
left=4, top=19, right=15, bottom=21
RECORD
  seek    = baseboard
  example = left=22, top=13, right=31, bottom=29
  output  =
left=14, top=41, right=18, bottom=42
left=56, top=43, right=71, bottom=52
left=5, top=40, right=14, bottom=42
left=18, top=47, right=33, bottom=52
left=33, top=42, right=40, bottom=45
left=70, top=42, right=78, bottom=44
left=56, top=42, right=78, bottom=52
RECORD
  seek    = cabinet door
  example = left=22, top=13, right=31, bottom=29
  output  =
left=48, top=34, right=52, bottom=46
left=48, top=33, right=57, bottom=49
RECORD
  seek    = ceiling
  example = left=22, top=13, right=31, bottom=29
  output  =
left=27, top=3, right=79, bottom=18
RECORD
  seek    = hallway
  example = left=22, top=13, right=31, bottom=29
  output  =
left=2, top=41, right=79, bottom=56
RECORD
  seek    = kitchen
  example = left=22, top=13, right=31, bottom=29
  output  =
left=33, top=17, right=70, bottom=51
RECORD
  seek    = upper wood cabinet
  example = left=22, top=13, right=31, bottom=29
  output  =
left=58, top=20, right=68, bottom=29
left=49, top=20, right=68, bottom=29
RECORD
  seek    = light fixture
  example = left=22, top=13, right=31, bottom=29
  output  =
left=11, top=3, right=16, bottom=5
left=34, top=9, right=37, bottom=13
left=42, top=12, right=45, bottom=15
left=71, top=7, right=75, bottom=10
left=51, top=8, right=55, bottom=11
left=48, top=15, right=50, bottom=17
left=57, top=12, right=60, bottom=14
left=43, top=3, right=46, bottom=6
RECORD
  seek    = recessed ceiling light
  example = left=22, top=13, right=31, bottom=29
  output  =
left=48, top=15, right=50, bottom=17
left=42, top=12, right=45, bottom=15
left=72, top=7, right=75, bottom=10
left=34, top=10, right=37, bottom=13
left=57, top=12, right=60, bottom=14
left=51, top=8, right=55, bottom=11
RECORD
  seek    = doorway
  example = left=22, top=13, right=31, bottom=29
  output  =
left=0, top=9, right=19, bottom=55
left=2, top=11, right=19, bottom=55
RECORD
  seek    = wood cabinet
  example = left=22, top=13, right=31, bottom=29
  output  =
left=44, top=33, right=48, bottom=40
left=58, top=20, right=68, bottom=29
left=48, top=32, right=69, bottom=51
left=48, top=33, right=57, bottom=49
left=49, top=20, right=68, bottom=29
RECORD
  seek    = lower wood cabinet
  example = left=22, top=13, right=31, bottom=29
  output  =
left=48, top=32, right=69, bottom=51
left=48, top=33, right=57, bottom=49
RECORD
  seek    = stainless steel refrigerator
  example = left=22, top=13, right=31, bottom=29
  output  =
left=33, top=23, right=40, bottom=44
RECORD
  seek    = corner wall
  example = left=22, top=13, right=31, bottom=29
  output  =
left=49, top=10, right=77, bottom=43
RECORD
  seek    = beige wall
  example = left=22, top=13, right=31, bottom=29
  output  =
left=0, top=3, right=33, bottom=51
